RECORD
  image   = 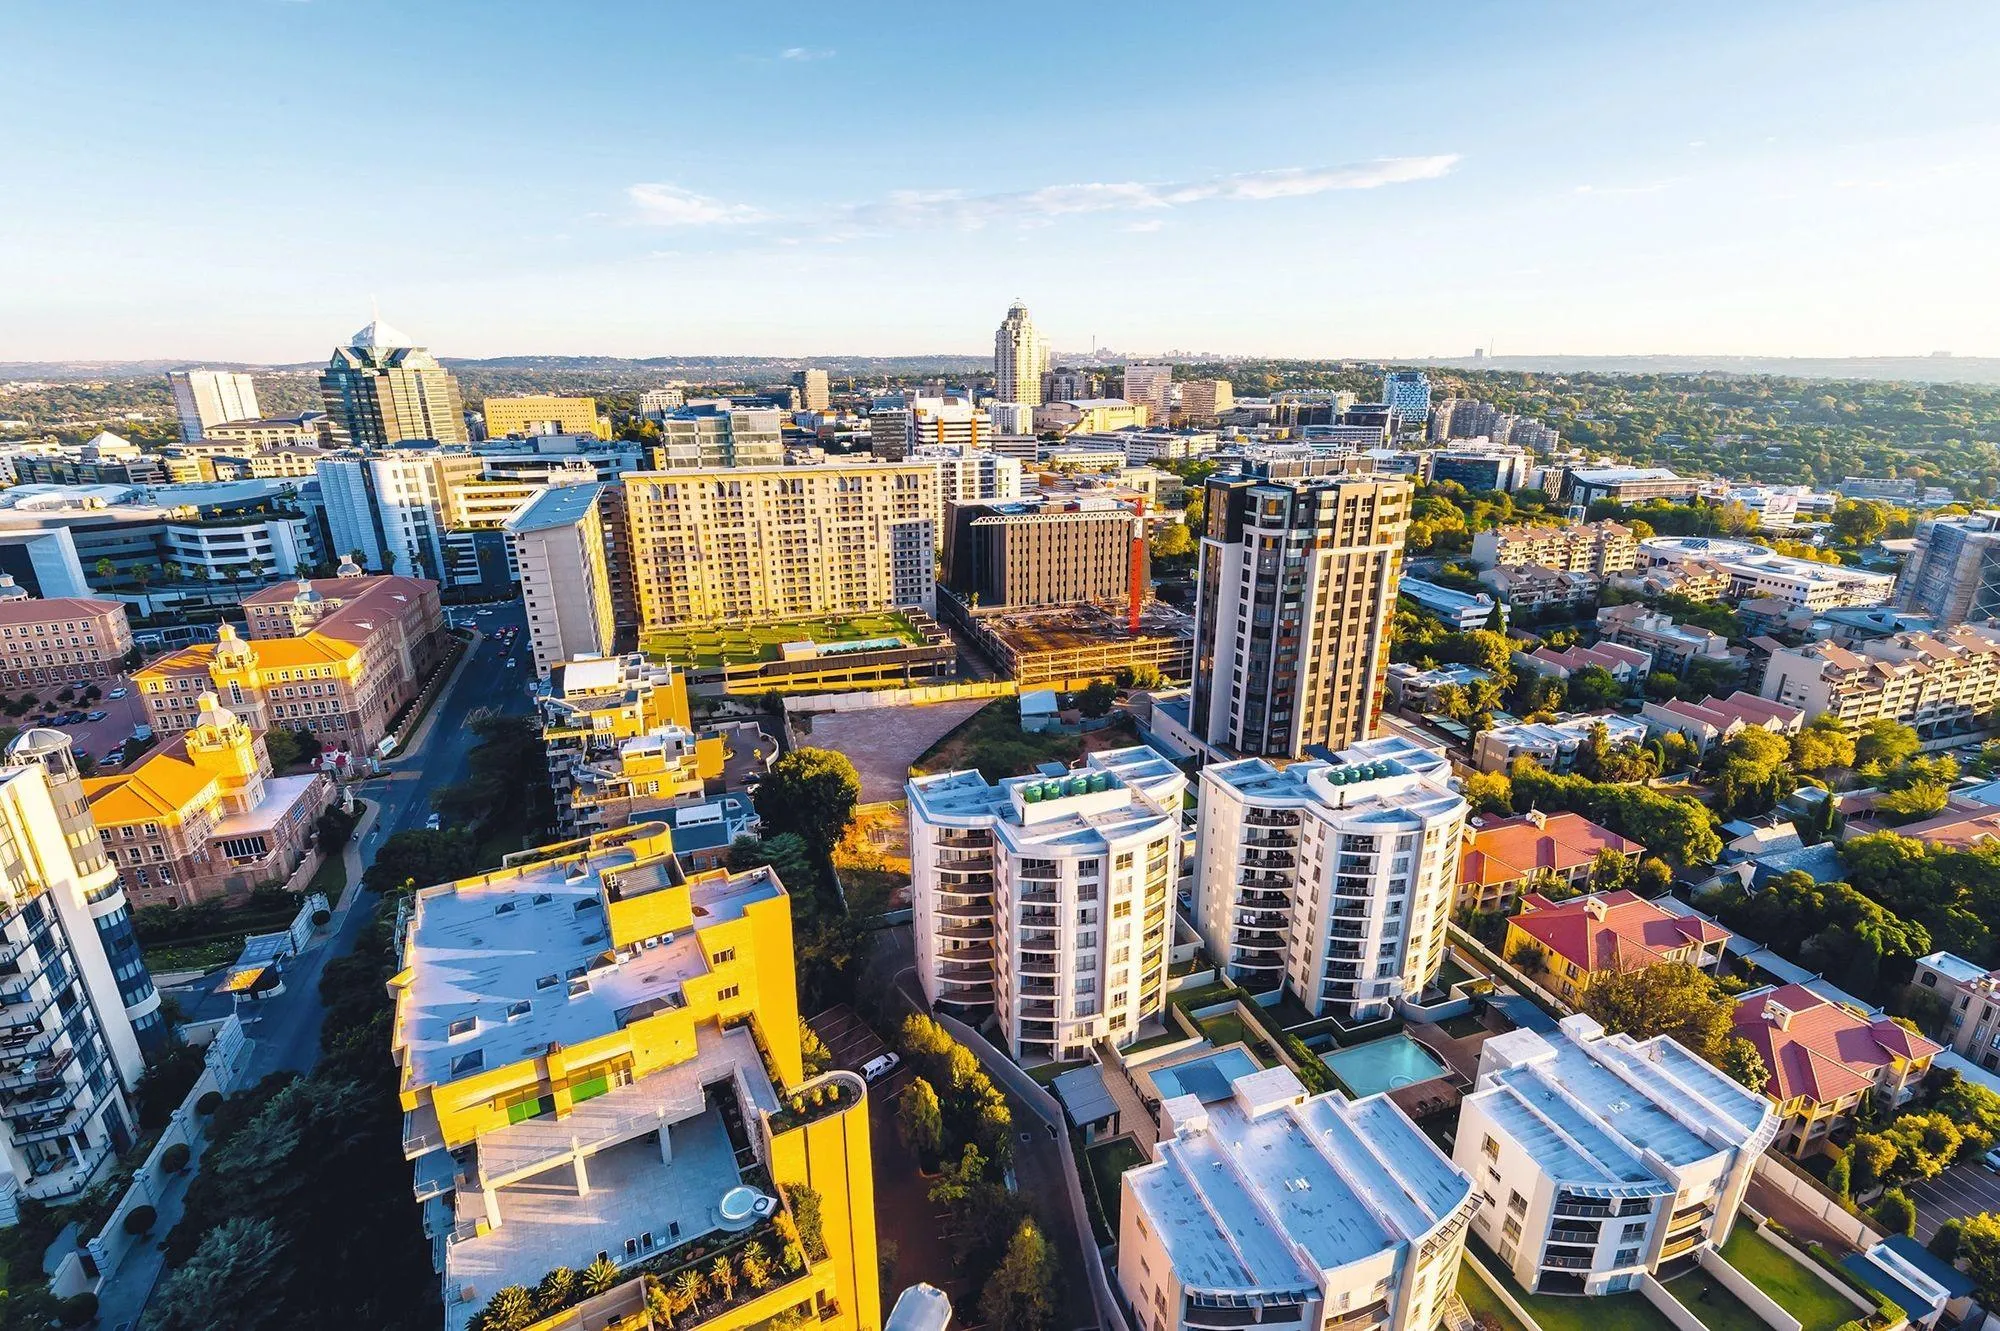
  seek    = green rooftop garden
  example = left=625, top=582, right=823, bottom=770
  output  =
left=642, top=612, right=921, bottom=670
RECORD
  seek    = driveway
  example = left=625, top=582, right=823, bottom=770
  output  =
left=1907, top=1161, right=2000, bottom=1241
left=793, top=699, right=989, bottom=804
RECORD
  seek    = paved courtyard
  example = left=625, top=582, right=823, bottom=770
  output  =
left=1907, top=1160, right=2000, bottom=1241
left=793, top=699, right=989, bottom=804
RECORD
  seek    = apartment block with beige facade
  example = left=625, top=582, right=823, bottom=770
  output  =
left=621, top=463, right=938, bottom=629
left=0, top=595, right=132, bottom=688
left=481, top=395, right=608, bottom=441
left=1470, top=521, right=1638, bottom=575
left=139, top=572, right=445, bottom=759
left=1759, top=622, right=2000, bottom=738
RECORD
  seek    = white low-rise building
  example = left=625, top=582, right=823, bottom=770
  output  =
left=1455, top=1015, right=1778, bottom=1297
left=907, top=747, right=1185, bottom=1063
left=1637, top=536, right=1894, bottom=610
left=1473, top=713, right=1651, bottom=774
left=1193, top=736, right=1466, bottom=1024
left=1118, top=1058, right=1474, bottom=1331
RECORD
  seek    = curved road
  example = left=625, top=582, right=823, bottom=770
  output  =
left=165, top=601, right=534, bottom=1079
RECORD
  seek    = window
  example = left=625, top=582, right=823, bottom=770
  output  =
left=1621, top=1222, right=1647, bottom=1242
left=717, top=984, right=740, bottom=1001
left=712, top=947, right=736, bottom=964
left=1482, top=1134, right=1499, bottom=1161
left=1615, top=1248, right=1641, bottom=1267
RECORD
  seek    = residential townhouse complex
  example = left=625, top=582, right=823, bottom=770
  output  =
left=390, top=823, right=879, bottom=1331
left=0, top=733, right=157, bottom=1215
left=0, top=596, right=132, bottom=688
left=1502, top=891, right=1730, bottom=1004
left=1192, top=737, right=1466, bottom=1024
left=1594, top=603, right=1738, bottom=676
left=622, top=463, right=938, bottom=630
left=1118, top=1061, right=1474, bottom=1331
left=1638, top=536, right=1895, bottom=611
left=1455, top=1016, right=1778, bottom=1296
left=83, top=691, right=333, bottom=908
left=1731, top=985, right=1940, bottom=1156
left=1477, top=564, right=1601, bottom=613
left=906, top=748, right=1185, bottom=1062
left=1469, top=522, right=1638, bottom=575
left=1471, top=713, right=1650, bottom=775
left=137, top=573, right=446, bottom=758
left=1456, top=811, right=1642, bottom=916
left=1759, top=622, right=2000, bottom=737
left=1640, top=692, right=1804, bottom=753
left=538, top=655, right=722, bottom=838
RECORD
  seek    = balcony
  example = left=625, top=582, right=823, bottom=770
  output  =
left=1546, top=1227, right=1599, bottom=1248
left=1540, top=1253, right=1594, bottom=1271
left=1660, top=1231, right=1704, bottom=1261
left=1017, top=887, right=1059, bottom=906
left=1246, top=810, right=1300, bottom=828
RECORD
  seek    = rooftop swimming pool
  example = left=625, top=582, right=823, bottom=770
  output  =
left=1146, top=1047, right=1261, bottom=1102
left=1324, top=1034, right=1450, bottom=1098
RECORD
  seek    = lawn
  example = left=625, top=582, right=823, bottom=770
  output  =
left=910, top=699, right=1143, bottom=783
left=307, top=846, right=346, bottom=902
left=1719, top=1227, right=1855, bottom=1331
left=643, top=613, right=920, bottom=671
left=1027, top=1058, right=1088, bottom=1086
left=142, top=936, right=241, bottom=974
left=1086, top=1138, right=1146, bottom=1232
left=1666, top=1269, right=1769, bottom=1331
left=1197, top=1010, right=1256, bottom=1049
left=1456, top=1263, right=1531, bottom=1331
left=1469, top=1241, right=1680, bottom=1331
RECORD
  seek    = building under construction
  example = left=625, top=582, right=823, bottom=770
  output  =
left=940, top=590, right=1194, bottom=690
left=941, top=495, right=1146, bottom=610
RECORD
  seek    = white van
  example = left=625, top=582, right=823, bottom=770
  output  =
left=861, top=1053, right=901, bottom=1083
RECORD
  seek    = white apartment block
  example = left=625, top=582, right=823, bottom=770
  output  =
left=1470, top=522, right=1637, bottom=575
left=1118, top=1061, right=1474, bottom=1331
left=1192, top=737, right=1466, bottom=1025
left=907, top=748, right=1185, bottom=1063
left=621, top=462, right=938, bottom=629
left=317, top=450, right=484, bottom=581
left=168, top=369, right=260, bottom=443
left=914, top=442, right=1025, bottom=507
left=506, top=484, right=616, bottom=677
left=1455, top=1016, right=1777, bottom=1296
left=1761, top=622, right=2000, bottom=737
left=1638, top=536, right=1894, bottom=611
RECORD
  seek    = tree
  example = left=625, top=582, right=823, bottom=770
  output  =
left=800, top=1020, right=832, bottom=1076
left=1115, top=663, right=1165, bottom=691
left=1463, top=770, right=1513, bottom=816
left=1931, top=1217, right=1965, bottom=1262
left=1875, top=1189, right=1918, bottom=1237
left=981, top=1219, right=1058, bottom=1331
left=361, top=828, right=478, bottom=895
left=1833, top=499, right=1890, bottom=546
left=1150, top=522, right=1194, bottom=560
left=1855, top=718, right=1921, bottom=773
left=1876, top=781, right=1950, bottom=824
left=1567, top=665, right=1626, bottom=710
left=1958, top=1213, right=2000, bottom=1297
left=1718, top=1036, right=1769, bottom=1093
left=1581, top=962, right=1736, bottom=1063
left=581, top=1256, right=622, bottom=1297
left=1633, top=856, right=1674, bottom=896
left=728, top=833, right=817, bottom=895
left=1588, top=848, right=1633, bottom=893
left=1792, top=714, right=1856, bottom=774
left=1078, top=679, right=1118, bottom=718
left=148, top=1216, right=288, bottom=1331
left=899, top=1076, right=945, bottom=1165
left=1825, top=1152, right=1852, bottom=1201
left=754, top=747, right=861, bottom=855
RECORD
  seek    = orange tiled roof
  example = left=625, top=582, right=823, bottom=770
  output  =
left=1732, top=983, right=1942, bottom=1105
left=1507, top=889, right=1730, bottom=977
left=1458, top=811, right=1643, bottom=889
left=84, top=735, right=218, bottom=824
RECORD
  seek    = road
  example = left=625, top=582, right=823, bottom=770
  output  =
left=166, top=601, right=533, bottom=1080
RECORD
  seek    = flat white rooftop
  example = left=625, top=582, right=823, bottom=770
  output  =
left=400, top=845, right=781, bottom=1089
left=1205, top=735, right=1463, bottom=825
left=1127, top=1066, right=1471, bottom=1295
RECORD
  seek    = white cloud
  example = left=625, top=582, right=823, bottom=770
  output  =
left=1123, top=219, right=1166, bottom=233
left=626, top=183, right=768, bottom=227
left=779, top=46, right=835, bottom=61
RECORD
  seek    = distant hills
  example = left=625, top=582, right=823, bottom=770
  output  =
left=1410, top=354, right=2000, bottom=386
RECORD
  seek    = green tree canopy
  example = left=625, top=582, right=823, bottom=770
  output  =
left=754, top=747, right=862, bottom=854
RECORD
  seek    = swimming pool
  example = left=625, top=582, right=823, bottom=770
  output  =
left=1323, top=1034, right=1450, bottom=1098
left=1147, top=1047, right=1261, bottom=1102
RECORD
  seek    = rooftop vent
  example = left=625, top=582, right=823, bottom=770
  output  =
left=567, top=978, right=592, bottom=998
left=494, top=901, right=518, bottom=916
left=535, top=974, right=559, bottom=991
left=532, top=893, right=553, bottom=906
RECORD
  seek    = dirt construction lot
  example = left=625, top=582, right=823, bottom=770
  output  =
left=792, top=699, right=989, bottom=804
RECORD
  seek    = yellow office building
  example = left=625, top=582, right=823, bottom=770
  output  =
left=392, top=823, right=878, bottom=1331
left=483, top=395, right=610, bottom=441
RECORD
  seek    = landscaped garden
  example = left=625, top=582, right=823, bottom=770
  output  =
left=908, top=697, right=1140, bottom=783
left=1467, top=1242, right=1680, bottom=1331
left=1085, top=1137, right=1146, bottom=1231
left=1718, top=1226, right=1857, bottom=1331
left=1455, top=1263, right=1530, bottom=1331
left=1665, top=1268, right=1769, bottom=1331
left=643, top=613, right=921, bottom=670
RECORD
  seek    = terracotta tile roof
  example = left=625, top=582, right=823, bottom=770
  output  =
left=1731, top=984, right=1942, bottom=1105
left=1508, top=889, right=1730, bottom=976
left=0, top=598, right=125, bottom=623
left=1704, top=692, right=1803, bottom=728
left=1458, top=812, right=1644, bottom=890
left=84, top=735, right=218, bottom=824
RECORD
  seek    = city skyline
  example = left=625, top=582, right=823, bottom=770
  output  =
left=5, top=2, right=1998, bottom=361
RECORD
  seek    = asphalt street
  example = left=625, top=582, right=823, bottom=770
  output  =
left=164, top=601, right=534, bottom=1080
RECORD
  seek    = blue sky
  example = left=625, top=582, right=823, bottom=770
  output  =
left=3, top=0, right=1997, bottom=361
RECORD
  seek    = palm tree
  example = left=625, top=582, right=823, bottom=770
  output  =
left=473, top=1285, right=538, bottom=1331
left=709, top=1255, right=736, bottom=1304
left=534, top=1267, right=577, bottom=1314
left=673, top=1268, right=706, bottom=1313
left=248, top=557, right=268, bottom=583
left=93, top=557, right=115, bottom=588
left=580, top=1256, right=622, bottom=1297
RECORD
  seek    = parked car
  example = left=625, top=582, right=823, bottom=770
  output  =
left=425, top=813, right=442, bottom=831
left=86, top=710, right=107, bottom=722
left=1984, top=1147, right=2000, bottom=1171
left=861, top=1052, right=901, bottom=1082
left=108, top=687, right=127, bottom=699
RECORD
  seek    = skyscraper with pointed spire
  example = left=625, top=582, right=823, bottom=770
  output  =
left=318, top=316, right=468, bottom=448
left=993, top=300, right=1049, bottom=406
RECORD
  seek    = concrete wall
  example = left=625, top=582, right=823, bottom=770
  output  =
left=787, top=680, right=1017, bottom=715
left=1751, top=1157, right=1889, bottom=1252
left=1751, top=1215, right=1881, bottom=1314
left=1464, top=1248, right=1545, bottom=1331
left=1698, top=1245, right=1804, bottom=1331
left=1641, top=1274, right=1711, bottom=1331
left=1447, top=922, right=1573, bottom=1015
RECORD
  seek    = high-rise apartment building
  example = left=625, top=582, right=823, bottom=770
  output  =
left=0, top=733, right=155, bottom=1214
left=1382, top=371, right=1431, bottom=429
left=1175, top=377, right=1233, bottom=424
left=1193, top=736, right=1466, bottom=1022
left=1192, top=462, right=1411, bottom=758
left=1120, top=364, right=1173, bottom=428
left=907, top=747, right=1184, bottom=1062
left=942, top=497, right=1141, bottom=610
left=391, top=822, right=880, bottom=1331
left=317, top=449, right=485, bottom=580
left=914, top=442, right=1024, bottom=508
left=650, top=408, right=784, bottom=470
left=1119, top=1059, right=1473, bottom=1331
left=791, top=368, right=831, bottom=413
left=481, top=395, right=606, bottom=441
left=506, top=484, right=617, bottom=676
left=993, top=302, right=1050, bottom=406
left=621, top=462, right=938, bottom=629
left=1896, top=511, right=2000, bottom=623
left=319, top=319, right=468, bottom=448
left=167, top=370, right=260, bottom=443
left=1456, top=1016, right=1776, bottom=1296
left=538, top=655, right=720, bottom=837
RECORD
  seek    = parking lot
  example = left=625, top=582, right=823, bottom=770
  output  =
left=808, top=1004, right=899, bottom=1081
left=1907, top=1160, right=2000, bottom=1240
left=8, top=675, right=150, bottom=772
